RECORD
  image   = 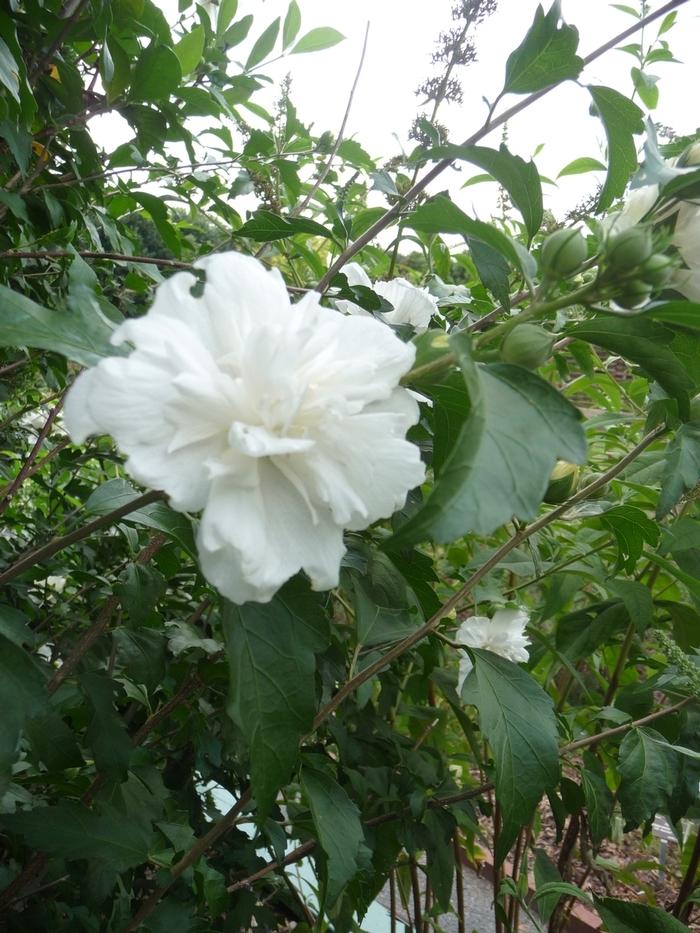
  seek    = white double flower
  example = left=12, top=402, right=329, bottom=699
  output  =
left=456, top=608, right=531, bottom=693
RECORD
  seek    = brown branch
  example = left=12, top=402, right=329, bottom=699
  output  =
left=0, top=438, right=70, bottom=499
left=0, top=250, right=193, bottom=270
left=560, top=696, right=694, bottom=755
left=0, top=488, right=166, bottom=587
left=0, top=355, right=35, bottom=378
left=314, top=0, right=690, bottom=294
left=311, top=427, right=665, bottom=729
left=0, top=397, right=64, bottom=516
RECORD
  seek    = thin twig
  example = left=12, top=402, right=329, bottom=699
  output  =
left=0, top=250, right=193, bottom=270
left=0, top=397, right=64, bottom=516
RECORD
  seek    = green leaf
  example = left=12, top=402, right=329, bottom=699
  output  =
left=131, top=43, right=182, bottom=102
left=81, top=674, right=133, bottom=780
left=556, top=601, right=629, bottom=661
left=131, top=190, right=181, bottom=257
left=467, top=237, right=511, bottom=309
left=533, top=848, right=564, bottom=922
left=568, top=316, right=698, bottom=414
left=661, top=602, right=700, bottom=651
left=645, top=301, right=700, bottom=332
left=223, top=581, right=327, bottom=816
left=557, top=156, right=606, bottom=177
left=423, top=809, right=455, bottom=912
left=390, top=335, right=585, bottom=547
left=348, top=548, right=423, bottom=648
left=113, top=627, right=166, bottom=691
left=291, top=27, right=345, bottom=55
left=588, top=85, right=645, bottom=210
left=245, top=18, right=280, bottom=71
left=233, top=210, right=335, bottom=243
left=595, top=896, right=690, bottom=932
left=657, top=423, right=700, bottom=518
left=0, top=35, right=20, bottom=103
left=174, top=26, right=205, bottom=75
left=464, top=650, right=560, bottom=863
left=581, top=768, right=613, bottom=846
left=422, top=144, right=543, bottom=240
left=631, top=67, right=659, bottom=110
left=1, top=802, right=154, bottom=871
left=503, top=1, right=583, bottom=95
left=409, top=195, right=536, bottom=279
left=606, top=579, right=653, bottom=631
left=0, top=635, right=46, bottom=795
left=597, top=506, right=660, bottom=574
left=301, top=765, right=368, bottom=908
left=0, top=283, right=120, bottom=366
left=282, top=0, right=301, bottom=49
left=617, top=727, right=680, bottom=829
left=216, top=0, right=238, bottom=35
left=222, top=14, right=253, bottom=48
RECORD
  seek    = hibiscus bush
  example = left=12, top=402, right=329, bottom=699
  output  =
left=1, top=1, right=700, bottom=931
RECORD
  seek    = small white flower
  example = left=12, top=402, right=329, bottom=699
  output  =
left=45, top=575, right=67, bottom=593
left=456, top=608, right=530, bottom=693
left=334, top=262, right=438, bottom=333
left=64, top=252, right=425, bottom=605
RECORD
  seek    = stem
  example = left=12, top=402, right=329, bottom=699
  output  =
left=0, top=397, right=64, bottom=516
left=390, top=869, right=398, bottom=933
left=0, top=489, right=166, bottom=587
left=314, top=0, right=689, bottom=294
left=493, top=803, right=504, bottom=933
left=453, top=830, right=466, bottom=933
left=674, top=826, right=700, bottom=921
left=560, top=696, right=694, bottom=755
left=0, top=250, right=193, bottom=270
left=602, top=621, right=636, bottom=706
left=409, top=858, right=422, bottom=932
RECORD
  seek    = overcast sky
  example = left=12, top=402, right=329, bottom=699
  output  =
left=92, top=0, right=700, bottom=219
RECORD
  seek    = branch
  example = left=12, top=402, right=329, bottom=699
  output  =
left=0, top=250, right=193, bottom=270
left=0, top=397, right=64, bottom=516
left=314, top=0, right=690, bottom=294
left=560, top=696, right=694, bottom=754
left=311, top=427, right=665, bottom=728
left=0, top=489, right=166, bottom=587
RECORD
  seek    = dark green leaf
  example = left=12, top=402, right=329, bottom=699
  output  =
left=131, top=43, right=182, bottom=102
left=533, top=848, right=563, bottom=922
left=598, top=506, right=660, bottom=574
left=617, top=727, right=680, bottom=829
left=464, top=650, right=560, bottom=863
left=301, top=765, right=368, bottom=908
left=423, top=809, right=455, bottom=912
left=291, top=27, right=345, bottom=55
left=1, top=802, right=154, bottom=870
left=423, top=144, right=543, bottom=239
left=503, top=1, right=583, bottom=94
left=645, top=301, right=700, bottom=332
left=581, top=768, right=613, bottom=846
left=390, top=335, right=585, bottom=547
left=113, top=627, right=166, bottom=691
left=348, top=548, right=423, bottom=648
left=657, top=423, right=700, bottom=518
left=233, top=210, right=335, bottom=243
left=606, top=578, right=653, bottom=631
left=131, top=190, right=181, bottom=257
left=0, top=283, right=120, bottom=366
left=595, top=895, right=690, bottom=932
left=588, top=85, right=645, bottom=210
left=467, top=237, right=511, bottom=308
left=223, top=582, right=327, bottom=816
left=556, top=601, right=629, bottom=661
left=81, top=674, right=133, bottom=780
left=26, top=710, right=83, bottom=771
left=0, top=635, right=46, bottom=794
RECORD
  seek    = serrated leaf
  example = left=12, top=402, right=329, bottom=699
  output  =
left=223, top=581, right=328, bottom=816
left=581, top=769, right=613, bottom=846
left=503, top=1, right=583, bottom=95
left=588, top=85, right=645, bottom=210
left=1, top=802, right=153, bottom=870
left=282, top=0, right=301, bottom=49
left=422, top=143, right=543, bottom=240
left=618, top=727, right=680, bottom=829
left=347, top=547, right=423, bottom=648
left=174, top=25, right=205, bottom=75
left=245, top=18, right=280, bottom=71
left=301, top=765, right=368, bottom=908
left=291, top=27, right=344, bottom=55
left=390, top=335, right=585, bottom=547
left=598, top=506, right=660, bottom=574
left=595, top=895, right=690, bottom=932
left=233, top=209, right=335, bottom=243
left=657, top=422, right=700, bottom=518
left=463, top=650, right=560, bottom=863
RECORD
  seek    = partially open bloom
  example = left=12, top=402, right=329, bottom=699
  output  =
left=65, top=252, right=425, bottom=604
left=334, top=262, right=438, bottom=333
left=456, top=608, right=530, bottom=693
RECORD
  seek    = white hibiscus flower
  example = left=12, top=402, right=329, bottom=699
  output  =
left=64, top=252, right=425, bottom=604
left=456, top=608, right=531, bottom=693
left=334, top=262, right=438, bottom=333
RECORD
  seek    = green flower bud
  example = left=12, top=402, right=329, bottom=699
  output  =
left=614, top=279, right=653, bottom=310
left=606, top=226, right=653, bottom=273
left=639, top=252, right=676, bottom=287
left=540, top=228, right=588, bottom=277
left=543, top=461, right=579, bottom=504
left=500, top=324, right=554, bottom=370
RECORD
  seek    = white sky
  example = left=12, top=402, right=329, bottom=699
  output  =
left=92, top=0, right=700, bottom=220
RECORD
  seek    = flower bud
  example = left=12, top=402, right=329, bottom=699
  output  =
left=640, top=252, right=675, bottom=287
left=500, top=323, right=554, bottom=370
left=579, top=470, right=610, bottom=499
left=613, top=279, right=653, bottom=310
left=677, top=142, right=700, bottom=168
left=540, top=228, right=587, bottom=277
left=543, top=461, right=579, bottom=504
left=606, top=226, right=653, bottom=273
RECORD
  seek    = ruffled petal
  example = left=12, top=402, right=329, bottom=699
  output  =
left=374, top=278, right=437, bottom=332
